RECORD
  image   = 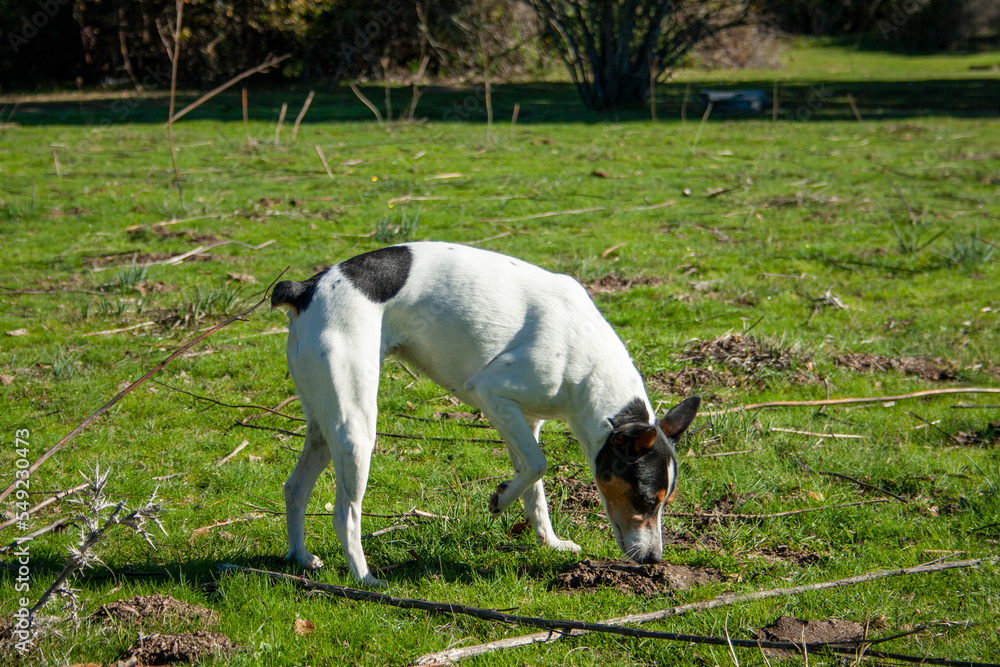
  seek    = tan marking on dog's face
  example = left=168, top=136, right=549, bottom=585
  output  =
left=595, top=476, right=637, bottom=523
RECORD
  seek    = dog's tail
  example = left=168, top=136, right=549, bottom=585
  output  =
left=271, top=271, right=326, bottom=315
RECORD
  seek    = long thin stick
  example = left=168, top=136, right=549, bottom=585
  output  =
left=0, top=483, right=88, bottom=532
left=411, top=557, right=998, bottom=665
left=242, top=87, right=251, bottom=145
left=0, top=273, right=286, bottom=508
left=664, top=498, right=889, bottom=520
left=703, top=388, right=1000, bottom=416
left=274, top=102, right=288, bottom=146
left=691, top=101, right=713, bottom=153
left=349, top=83, right=384, bottom=127
left=291, top=90, right=314, bottom=141
left=510, top=102, right=520, bottom=139
left=315, top=145, right=335, bottom=180
left=167, top=54, right=291, bottom=125
left=166, top=0, right=185, bottom=210
left=223, top=559, right=998, bottom=667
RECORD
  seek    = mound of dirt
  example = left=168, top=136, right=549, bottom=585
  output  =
left=953, top=421, right=1000, bottom=446
left=756, top=616, right=864, bottom=657
left=585, top=274, right=667, bottom=296
left=834, top=353, right=957, bottom=382
left=662, top=530, right=722, bottom=552
left=680, top=333, right=808, bottom=373
left=93, top=594, right=218, bottom=627
left=553, top=558, right=722, bottom=596
left=650, top=367, right=751, bottom=398
left=752, top=545, right=822, bottom=566
left=122, top=630, right=237, bottom=665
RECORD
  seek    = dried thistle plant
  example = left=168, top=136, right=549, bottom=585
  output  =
left=29, top=464, right=167, bottom=626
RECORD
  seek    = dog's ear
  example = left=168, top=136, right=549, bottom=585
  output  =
left=610, top=423, right=657, bottom=461
left=658, top=396, right=701, bottom=439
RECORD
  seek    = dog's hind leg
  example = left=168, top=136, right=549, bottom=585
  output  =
left=518, top=421, right=582, bottom=553
left=284, top=421, right=332, bottom=569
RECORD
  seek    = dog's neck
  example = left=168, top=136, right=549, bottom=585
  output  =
left=566, top=382, right=653, bottom=473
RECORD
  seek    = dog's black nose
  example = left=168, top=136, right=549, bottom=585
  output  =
left=637, top=552, right=662, bottom=565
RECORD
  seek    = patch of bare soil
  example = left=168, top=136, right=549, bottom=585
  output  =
left=680, top=333, right=808, bottom=373
left=834, top=352, right=957, bottom=382
left=953, top=421, right=1000, bottom=446
left=752, top=545, right=822, bottom=566
left=93, top=594, right=218, bottom=627
left=649, top=367, right=757, bottom=398
left=553, top=558, right=722, bottom=596
left=122, top=630, right=237, bottom=665
left=585, top=274, right=668, bottom=296
left=756, top=616, right=864, bottom=657
left=662, top=530, right=721, bottom=552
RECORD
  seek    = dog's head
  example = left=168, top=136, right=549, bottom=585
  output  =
left=594, top=396, right=700, bottom=564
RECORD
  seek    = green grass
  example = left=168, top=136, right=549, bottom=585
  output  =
left=1, top=41, right=999, bottom=665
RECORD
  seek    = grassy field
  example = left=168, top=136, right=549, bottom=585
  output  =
left=1, top=41, right=999, bottom=665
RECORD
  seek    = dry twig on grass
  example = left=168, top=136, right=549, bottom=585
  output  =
left=702, top=388, right=1000, bottom=416
left=221, top=558, right=999, bottom=667
left=664, top=498, right=890, bottom=521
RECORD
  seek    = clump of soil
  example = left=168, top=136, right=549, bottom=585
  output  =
left=680, top=333, right=808, bottom=373
left=93, top=594, right=218, bottom=627
left=756, top=616, right=864, bottom=657
left=122, top=630, right=237, bottom=665
left=553, top=558, right=722, bottom=596
left=752, top=545, right=822, bottom=566
left=834, top=352, right=957, bottom=382
left=585, top=274, right=668, bottom=296
left=953, top=421, right=1000, bottom=446
left=662, top=530, right=722, bottom=552
left=649, top=367, right=752, bottom=398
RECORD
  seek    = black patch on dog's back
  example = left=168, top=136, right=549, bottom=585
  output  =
left=271, top=269, right=329, bottom=314
left=609, top=397, right=651, bottom=428
left=339, top=245, right=412, bottom=303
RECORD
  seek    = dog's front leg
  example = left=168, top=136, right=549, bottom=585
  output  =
left=518, top=421, right=581, bottom=553
left=284, top=422, right=331, bottom=570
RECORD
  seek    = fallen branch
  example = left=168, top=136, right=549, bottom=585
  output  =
left=664, top=498, right=890, bottom=521
left=797, top=460, right=909, bottom=504
left=221, top=558, right=999, bottom=667
left=0, top=482, right=89, bottom=532
left=770, top=427, right=863, bottom=439
left=154, top=380, right=305, bottom=422
left=0, top=273, right=286, bottom=508
left=414, top=558, right=999, bottom=664
left=82, top=321, right=156, bottom=337
left=216, top=440, right=248, bottom=466
left=0, top=517, right=70, bottom=554
left=703, top=388, right=1000, bottom=416
left=481, top=206, right=605, bottom=224
left=91, top=239, right=275, bottom=272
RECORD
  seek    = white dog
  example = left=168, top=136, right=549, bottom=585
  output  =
left=272, top=242, right=699, bottom=586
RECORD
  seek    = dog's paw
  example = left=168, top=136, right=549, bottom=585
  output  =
left=360, top=573, right=388, bottom=589
left=550, top=538, right=582, bottom=553
left=287, top=549, right=324, bottom=570
left=488, top=481, right=510, bottom=515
